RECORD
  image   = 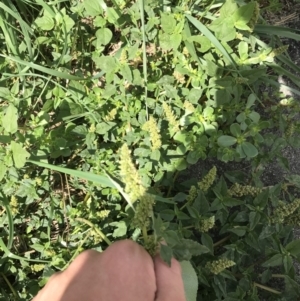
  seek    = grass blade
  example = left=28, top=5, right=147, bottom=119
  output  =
left=0, top=54, right=105, bottom=80
left=263, top=78, right=300, bottom=97
left=28, top=160, right=115, bottom=188
left=185, top=14, right=237, bottom=68
left=254, top=25, right=300, bottom=41
left=0, top=192, right=14, bottom=250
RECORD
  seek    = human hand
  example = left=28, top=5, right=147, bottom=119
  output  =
left=32, top=240, right=186, bottom=301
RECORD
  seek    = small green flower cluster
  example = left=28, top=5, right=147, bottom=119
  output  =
left=196, top=216, right=215, bottom=232
left=173, top=70, right=185, bottom=84
left=270, top=199, right=300, bottom=224
left=119, top=144, right=146, bottom=204
left=285, top=212, right=300, bottom=226
left=205, top=258, right=236, bottom=275
left=132, top=193, right=155, bottom=229
left=198, top=166, right=217, bottom=192
left=97, top=209, right=110, bottom=219
left=144, top=235, right=159, bottom=257
left=228, top=183, right=262, bottom=197
left=104, top=108, right=117, bottom=122
left=10, top=195, right=19, bottom=215
left=31, top=264, right=45, bottom=273
left=183, top=100, right=195, bottom=113
left=285, top=122, right=295, bottom=138
left=269, top=45, right=289, bottom=58
left=235, top=77, right=249, bottom=84
left=142, top=116, right=162, bottom=150
left=187, top=185, right=198, bottom=203
left=162, top=102, right=180, bottom=132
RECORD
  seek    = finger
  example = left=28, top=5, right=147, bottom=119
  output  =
left=98, top=240, right=157, bottom=301
left=154, top=255, right=186, bottom=301
left=60, top=240, right=156, bottom=301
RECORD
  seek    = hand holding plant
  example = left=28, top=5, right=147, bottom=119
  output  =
left=32, top=240, right=186, bottom=301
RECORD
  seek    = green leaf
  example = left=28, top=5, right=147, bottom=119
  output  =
left=84, top=0, right=105, bottom=16
left=217, top=135, right=237, bottom=147
left=163, top=230, right=181, bottom=247
left=233, top=2, right=255, bottom=24
left=253, top=189, right=269, bottom=209
left=160, top=13, right=176, bottom=34
left=259, top=225, right=276, bottom=240
left=11, top=142, right=30, bottom=168
left=249, top=211, right=261, bottom=230
left=63, top=15, right=75, bottom=32
left=285, top=240, right=300, bottom=257
left=283, top=255, right=293, bottom=273
left=230, top=123, right=241, bottom=137
left=262, top=254, right=283, bottom=267
left=93, top=56, right=118, bottom=72
left=201, top=233, right=214, bottom=254
left=160, top=244, right=173, bottom=266
left=35, top=15, right=54, bottom=31
left=261, top=269, right=272, bottom=284
left=2, top=104, right=18, bottom=133
left=223, top=197, right=244, bottom=206
left=96, top=28, right=113, bottom=46
left=0, top=162, right=7, bottom=181
left=160, top=209, right=175, bottom=221
left=180, top=261, right=198, bottom=301
left=180, top=239, right=210, bottom=256
left=209, top=18, right=236, bottom=42
left=111, top=221, right=127, bottom=238
left=238, top=41, right=248, bottom=60
left=241, top=142, right=258, bottom=158
left=185, top=15, right=237, bottom=67
left=220, top=0, right=238, bottom=17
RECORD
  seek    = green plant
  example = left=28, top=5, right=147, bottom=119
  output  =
left=1, top=0, right=300, bottom=300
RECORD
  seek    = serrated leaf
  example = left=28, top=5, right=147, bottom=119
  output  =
left=160, top=244, right=173, bottom=266
left=2, top=104, right=18, bottom=133
left=217, top=135, right=237, bottom=147
left=181, top=261, right=198, bottom=301
left=181, top=239, right=210, bottom=256
left=11, top=142, right=30, bottom=168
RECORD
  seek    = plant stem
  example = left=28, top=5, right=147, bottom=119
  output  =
left=167, top=170, right=179, bottom=197
left=142, top=226, right=148, bottom=243
left=253, top=282, right=281, bottom=295
left=213, top=235, right=230, bottom=247
left=75, top=217, right=112, bottom=246
left=0, top=272, right=18, bottom=299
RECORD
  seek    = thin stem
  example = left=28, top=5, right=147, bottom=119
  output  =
left=142, top=226, right=148, bottom=243
left=253, top=282, right=282, bottom=295
left=167, top=170, right=179, bottom=197
left=75, top=217, right=112, bottom=246
left=213, top=235, right=230, bottom=247
left=0, top=272, right=18, bottom=299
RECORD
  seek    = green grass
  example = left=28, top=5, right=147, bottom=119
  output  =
left=2, top=0, right=300, bottom=300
